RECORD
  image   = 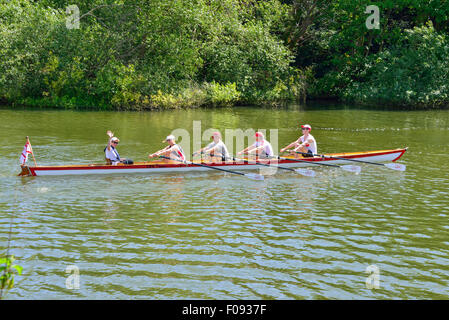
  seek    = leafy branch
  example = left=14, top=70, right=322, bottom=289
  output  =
left=0, top=255, right=23, bottom=299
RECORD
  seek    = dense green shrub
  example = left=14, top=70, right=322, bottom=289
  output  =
left=297, top=0, right=449, bottom=108
left=204, top=82, right=241, bottom=107
left=341, top=23, right=449, bottom=108
left=1, top=0, right=448, bottom=109
left=0, top=0, right=304, bottom=109
left=149, top=82, right=240, bottom=109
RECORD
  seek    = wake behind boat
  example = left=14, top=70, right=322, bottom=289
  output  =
left=18, top=148, right=407, bottom=177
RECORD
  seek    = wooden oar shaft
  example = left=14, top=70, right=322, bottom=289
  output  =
left=206, top=154, right=315, bottom=177
left=229, top=155, right=296, bottom=172
left=274, top=155, right=340, bottom=167
left=159, top=156, right=244, bottom=176
left=290, top=150, right=384, bottom=166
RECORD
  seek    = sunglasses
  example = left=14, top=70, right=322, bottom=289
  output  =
left=112, top=141, right=119, bottom=144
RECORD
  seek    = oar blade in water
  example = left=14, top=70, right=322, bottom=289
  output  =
left=385, top=162, right=406, bottom=171
left=341, top=165, right=362, bottom=174
left=295, top=168, right=316, bottom=177
left=244, top=173, right=264, bottom=181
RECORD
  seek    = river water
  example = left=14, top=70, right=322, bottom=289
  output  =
left=0, top=105, right=448, bottom=299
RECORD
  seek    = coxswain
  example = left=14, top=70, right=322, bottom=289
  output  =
left=105, top=130, right=133, bottom=165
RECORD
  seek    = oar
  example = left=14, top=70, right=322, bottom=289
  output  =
left=271, top=155, right=362, bottom=174
left=225, top=155, right=315, bottom=177
left=289, top=150, right=406, bottom=172
left=159, top=156, right=264, bottom=181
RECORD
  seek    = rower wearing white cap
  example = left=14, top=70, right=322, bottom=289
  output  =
left=280, top=124, right=317, bottom=158
left=237, top=131, right=274, bottom=158
left=148, top=135, right=186, bottom=162
left=105, top=130, right=133, bottom=165
left=193, top=131, right=229, bottom=161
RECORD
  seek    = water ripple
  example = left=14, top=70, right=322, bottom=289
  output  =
left=1, top=108, right=449, bottom=299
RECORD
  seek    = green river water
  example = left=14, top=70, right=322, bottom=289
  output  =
left=0, top=105, right=448, bottom=299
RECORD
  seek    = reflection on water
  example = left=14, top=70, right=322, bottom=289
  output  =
left=0, top=106, right=449, bottom=299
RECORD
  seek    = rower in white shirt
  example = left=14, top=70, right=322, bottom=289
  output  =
left=237, top=131, right=274, bottom=159
left=193, top=131, right=230, bottom=161
left=148, top=135, right=186, bottom=162
left=105, top=130, right=133, bottom=165
left=280, top=124, right=317, bottom=158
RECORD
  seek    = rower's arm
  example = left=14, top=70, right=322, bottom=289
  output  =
left=293, top=138, right=313, bottom=150
left=106, top=138, right=114, bottom=151
left=280, top=140, right=300, bottom=152
left=106, top=130, right=114, bottom=151
left=157, top=145, right=171, bottom=154
left=204, top=144, right=220, bottom=153
left=149, top=145, right=171, bottom=158
left=194, top=146, right=207, bottom=154
left=247, top=145, right=264, bottom=154
left=238, top=145, right=252, bottom=155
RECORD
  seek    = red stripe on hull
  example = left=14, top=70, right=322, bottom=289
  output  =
left=29, top=167, right=37, bottom=176
left=391, top=148, right=407, bottom=162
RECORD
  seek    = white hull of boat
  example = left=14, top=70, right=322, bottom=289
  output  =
left=21, top=148, right=407, bottom=177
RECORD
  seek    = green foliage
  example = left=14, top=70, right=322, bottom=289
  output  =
left=0, top=0, right=301, bottom=109
left=149, top=82, right=240, bottom=109
left=0, top=255, right=23, bottom=299
left=95, top=59, right=147, bottom=110
left=1, top=0, right=449, bottom=109
left=341, top=23, right=449, bottom=108
left=201, top=19, right=294, bottom=102
left=205, top=82, right=241, bottom=107
left=298, top=0, right=449, bottom=108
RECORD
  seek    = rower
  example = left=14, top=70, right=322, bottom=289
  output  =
left=193, top=131, right=229, bottom=161
left=148, top=135, right=186, bottom=162
left=237, top=131, right=274, bottom=159
left=105, top=130, right=133, bottom=165
left=280, top=124, right=317, bottom=158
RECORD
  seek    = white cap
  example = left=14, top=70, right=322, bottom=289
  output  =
left=111, top=137, right=120, bottom=142
left=163, top=135, right=176, bottom=142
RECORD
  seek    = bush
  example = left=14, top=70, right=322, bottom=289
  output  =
left=149, top=82, right=240, bottom=109
left=149, top=85, right=207, bottom=109
left=0, top=0, right=302, bottom=109
left=205, top=82, right=241, bottom=107
left=342, top=23, right=449, bottom=108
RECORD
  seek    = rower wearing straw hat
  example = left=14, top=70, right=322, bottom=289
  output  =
left=280, top=124, right=317, bottom=158
left=148, top=134, right=186, bottom=162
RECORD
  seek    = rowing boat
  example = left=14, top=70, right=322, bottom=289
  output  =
left=18, top=148, right=407, bottom=177
left=19, top=148, right=407, bottom=177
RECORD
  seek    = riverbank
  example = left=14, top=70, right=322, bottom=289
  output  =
left=1, top=1, right=448, bottom=111
left=2, top=96, right=447, bottom=112
left=2, top=81, right=306, bottom=111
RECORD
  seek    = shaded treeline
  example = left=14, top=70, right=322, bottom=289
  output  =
left=0, top=0, right=448, bottom=109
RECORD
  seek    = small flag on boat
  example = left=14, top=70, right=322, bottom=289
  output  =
left=20, top=141, right=32, bottom=165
